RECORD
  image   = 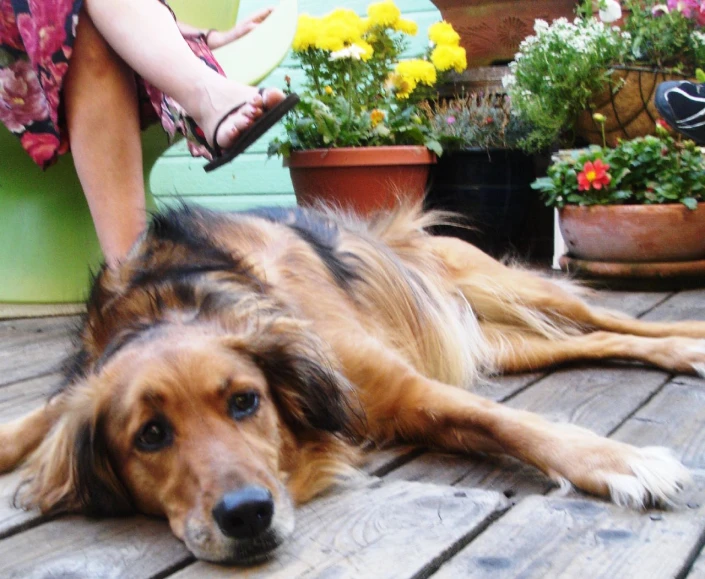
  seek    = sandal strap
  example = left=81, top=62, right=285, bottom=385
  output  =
left=209, top=102, right=247, bottom=157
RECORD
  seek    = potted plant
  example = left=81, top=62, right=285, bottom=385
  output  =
left=503, top=0, right=705, bottom=152
left=532, top=121, right=705, bottom=277
left=421, top=92, right=538, bottom=255
left=267, top=1, right=467, bottom=214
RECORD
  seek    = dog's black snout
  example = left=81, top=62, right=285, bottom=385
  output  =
left=212, top=486, right=274, bottom=539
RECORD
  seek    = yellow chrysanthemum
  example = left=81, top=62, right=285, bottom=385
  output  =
left=387, top=72, right=416, bottom=99
left=430, top=44, right=467, bottom=73
left=357, top=40, right=374, bottom=61
left=316, top=9, right=365, bottom=51
left=370, top=109, right=386, bottom=126
left=367, top=0, right=401, bottom=27
left=393, top=18, right=418, bottom=36
left=428, top=21, right=461, bottom=46
left=292, top=14, right=319, bottom=51
left=316, top=31, right=345, bottom=52
left=395, top=59, right=437, bottom=87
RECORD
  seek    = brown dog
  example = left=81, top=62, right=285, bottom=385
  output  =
left=0, top=204, right=700, bottom=564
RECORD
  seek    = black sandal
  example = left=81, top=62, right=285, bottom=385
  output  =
left=203, top=88, right=300, bottom=172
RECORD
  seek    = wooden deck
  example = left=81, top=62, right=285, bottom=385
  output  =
left=1, top=288, right=705, bottom=578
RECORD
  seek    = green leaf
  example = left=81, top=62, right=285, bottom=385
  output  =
left=682, top=197, right=698, bottom=210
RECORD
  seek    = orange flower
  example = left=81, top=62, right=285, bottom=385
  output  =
left=577, top=159, right=611, bottom=191
left=370, top=108, right=386, bottom=126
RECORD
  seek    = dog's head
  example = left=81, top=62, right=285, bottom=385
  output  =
left=18, top=317, right=361, bottom=564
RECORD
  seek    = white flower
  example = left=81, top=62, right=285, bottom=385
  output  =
left=329, top=44, right=366, bottom=61
left=598, top=0, right=622, bottom=23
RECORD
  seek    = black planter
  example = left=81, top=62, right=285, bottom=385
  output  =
left=425, top=148, right=538, bottom=257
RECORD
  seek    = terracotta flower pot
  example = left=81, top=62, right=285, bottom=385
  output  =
left=429, top=0, right=576, bottom=67
left=284, top=146, right=436, bottom=215
left=559, top=204, right=705, bottom=262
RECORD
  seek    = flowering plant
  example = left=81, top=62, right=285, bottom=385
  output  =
left=420, top=92, right=532, bottom=151
left=532, top=125, right=705, bottom=209
left=267, top=1, right=467, bottom=157
left=504, top=0, right=705, bottom=152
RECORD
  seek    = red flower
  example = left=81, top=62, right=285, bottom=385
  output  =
left=577, top=159, right=611, bottom=191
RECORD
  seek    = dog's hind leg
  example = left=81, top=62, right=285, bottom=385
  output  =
left=483, top=325, right=705, bottom=376
left=0, top=402, right=62, bottom=472
left=341, top=336, right=690, bottom=508
left=429, top=236, right=705, bottom=339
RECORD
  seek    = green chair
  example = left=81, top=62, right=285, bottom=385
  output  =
left=0, top=0, right=297, bottom=307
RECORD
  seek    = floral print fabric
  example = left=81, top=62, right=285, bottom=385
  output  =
left=0, top=0, right=220, bottom=168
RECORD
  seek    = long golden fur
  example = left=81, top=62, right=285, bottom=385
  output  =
left=1, top=203, right=702, bottom=563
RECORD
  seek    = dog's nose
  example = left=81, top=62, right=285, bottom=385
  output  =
left=212, top=486, right=274, bottom=539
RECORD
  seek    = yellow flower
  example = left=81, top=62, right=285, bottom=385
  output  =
left=325, top=86, right=334, bottom=95
left=367, top=0, right=401, bottom=27
left=292, top=14, right=319, bottom=51
left=370, top=109, right=386, bottom=126
left=357, top=40, right=374, bottom=61
left=387, top=72, right=417, bottom=99
left=316, top=8, right=365, bottom=51
left=428, top=21, right=461, bottom=46
left=394, top=18, right=418, bottom=35
left=395, top=59, right=437, bottom=87
left=430, top=44, right=467, bottom=73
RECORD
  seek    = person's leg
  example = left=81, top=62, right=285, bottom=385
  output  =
left=82, top=0, right=284, bottom=152
left=63, top=9, right=146, bottom=268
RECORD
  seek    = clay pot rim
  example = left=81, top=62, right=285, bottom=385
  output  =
left=559, top=203, right=704, bottom=214
left=283, top=146, right=437, bottom=168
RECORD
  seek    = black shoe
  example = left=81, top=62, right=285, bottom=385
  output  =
left=655, top=81, right=705, bottom=145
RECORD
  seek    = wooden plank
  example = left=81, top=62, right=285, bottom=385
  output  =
left=505, top=366, right=668, bottom=433
left=612, top=376, right=705, bottom=470
left=642, top=289, right=705, bottom=322
left=0, top=515, right=189, bottom=579
left=687, top=547, right=705, bottom=578
left=0, top=471, right=39, bottom=539
left=0, top=373, right=59, bottom=423
left=583, top=290, right=671, bottom=318
left=432, top=486, right=705, bottom=579
left=172, top=480, right=507, bottom=579
left=0, top=317, right=77, bottom=387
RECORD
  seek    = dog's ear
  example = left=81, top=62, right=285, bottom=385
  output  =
left=223, top=317, right=363, bottom=440
left=15, top=382, right=133, bottom=516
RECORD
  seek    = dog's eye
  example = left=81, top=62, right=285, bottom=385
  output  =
left=228, top=391, right=260, bottom=420
left=135, top=419, right=173, bottom=452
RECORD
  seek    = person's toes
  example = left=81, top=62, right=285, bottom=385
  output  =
left=261, top=87, right=286, bottom=109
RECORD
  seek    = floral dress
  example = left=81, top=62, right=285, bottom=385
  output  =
left=0, top=0, right=219, bottom=168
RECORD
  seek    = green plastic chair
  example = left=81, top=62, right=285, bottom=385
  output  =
left=0, top=0, right=297, bottom=306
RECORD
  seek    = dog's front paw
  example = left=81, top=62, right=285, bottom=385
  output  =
left=601, top=446, right=691, bottom=508
left=543, top=427, right=691, bottom=508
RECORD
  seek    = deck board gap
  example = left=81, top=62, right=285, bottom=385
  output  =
left=605, top=374, right=673, bottom=437
left=636, top=292, right=677, bottom=318
left=411, top=504, right=511, bottom=579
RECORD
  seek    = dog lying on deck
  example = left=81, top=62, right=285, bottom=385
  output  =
left=0, top=204, right=700, bottom=564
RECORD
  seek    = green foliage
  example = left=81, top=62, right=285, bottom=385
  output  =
left=622, top=0, right=705, bottom=72
left=421, top=93, right=533, bottom=151
left=533, top=134, right=705, bottom=209
left=506, top=1, right=705, bottom=153
left=504, top=17, right=630, bottom=153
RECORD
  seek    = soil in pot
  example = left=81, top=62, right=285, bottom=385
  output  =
left=424, top=148, right=537, bottom=256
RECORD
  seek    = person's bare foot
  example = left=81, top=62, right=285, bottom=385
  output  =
left=199, top=85, right=286, bottom=153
